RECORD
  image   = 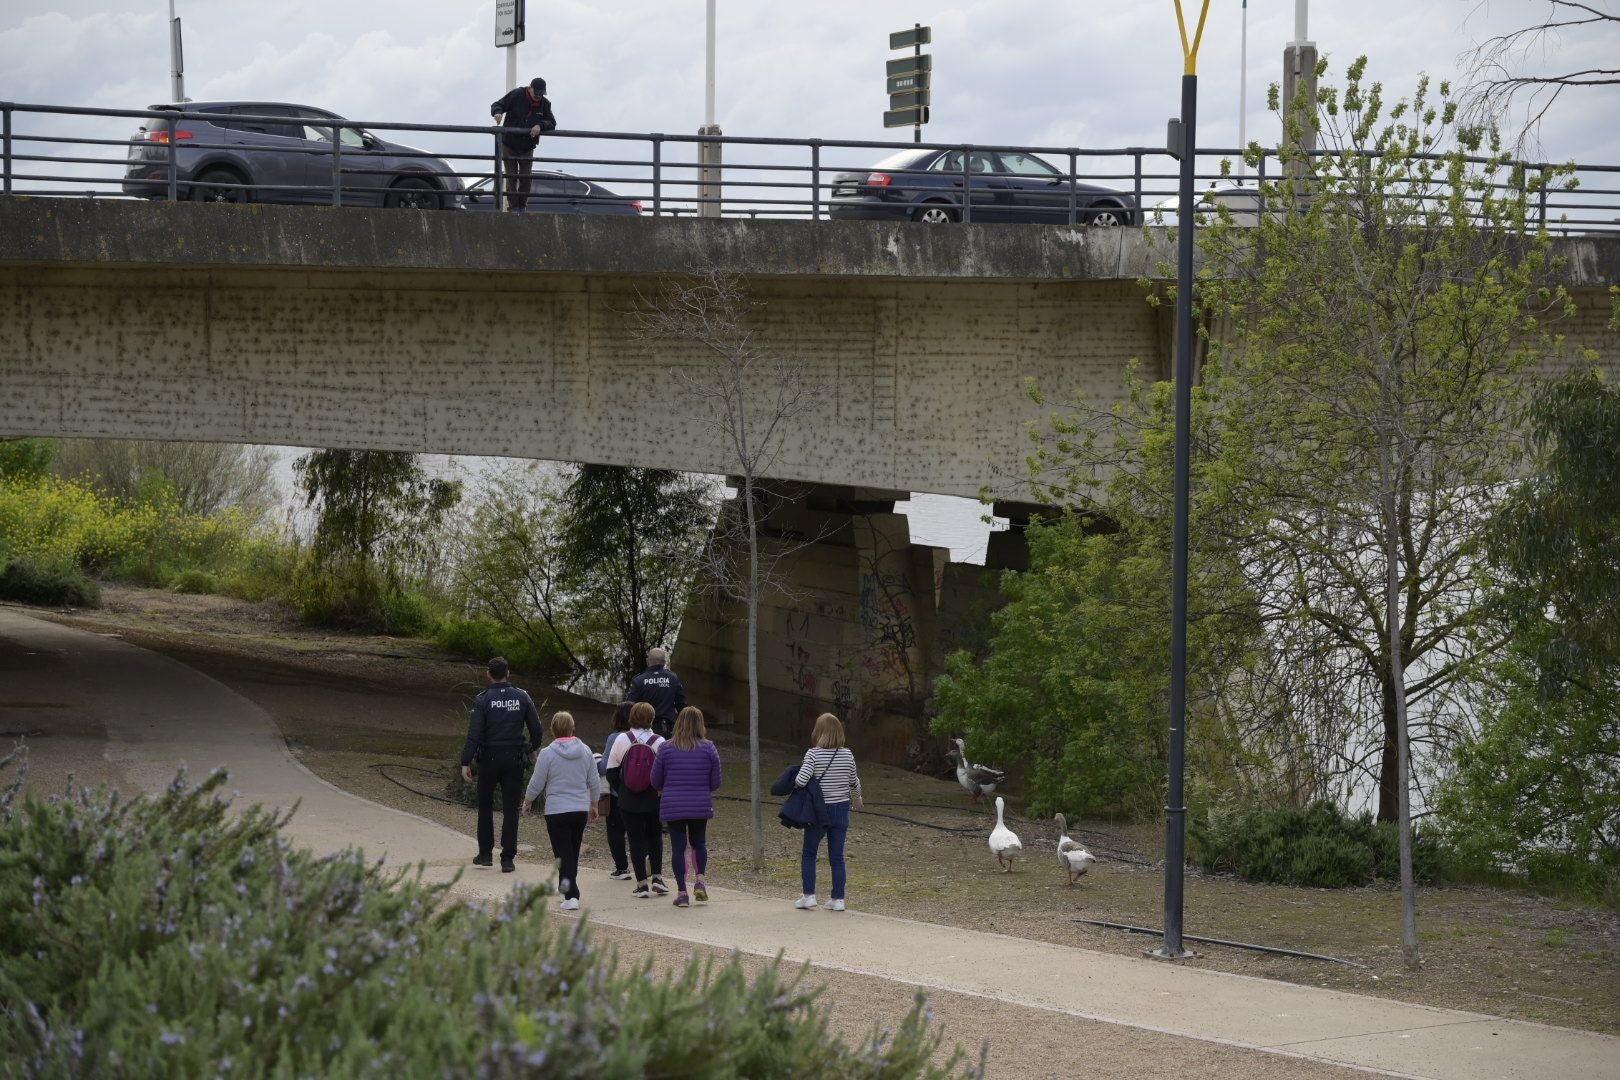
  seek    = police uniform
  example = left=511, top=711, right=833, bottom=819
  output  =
left=629, top=663, right=686, bottom=738
left=461, top=680, right=543, bottom=865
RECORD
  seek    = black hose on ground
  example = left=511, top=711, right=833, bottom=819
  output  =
left=1076, top=919, right=1369, bottom=968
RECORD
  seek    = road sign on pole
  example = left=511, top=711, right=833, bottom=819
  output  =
left=889, top=26, right=931, bottom=50
left=887, top=24, right=932, bottom=143
left=886, top=72, right=931, bottom=94
left=495, top=0, right=525, bottom=47
left=883, top=106, right=929, bottom=128
left=885, top=53, right=933, bottom=78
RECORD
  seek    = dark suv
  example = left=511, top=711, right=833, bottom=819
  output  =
left=123, top=101, right=464, bottom=209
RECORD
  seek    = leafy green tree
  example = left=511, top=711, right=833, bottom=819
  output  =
left=1185, top=60, right=1570, bottom=830
left=1188, top=60, right=1570, bottom=965
left=559, top=465, right=716, bottom=685
left=1438, top=368, right=1620, bottom=899
left=451, top=467, right=593, bottom=679
left=293, top=450, right=459, bottom=632
left=295, top=449, right=459, bottom=578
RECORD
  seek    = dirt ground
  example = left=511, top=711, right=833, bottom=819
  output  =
left=21, top=586, right=1620, bottom=1039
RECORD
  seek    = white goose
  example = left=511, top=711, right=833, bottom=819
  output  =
left=949, top=737, right=1006, bottom=803
left=1054, top=813, right=1097, bottom=886
left=988, top=796, right=1022, bottom=873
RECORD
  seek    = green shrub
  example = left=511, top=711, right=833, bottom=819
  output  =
left=433, top=615, right=574, bottom=678
left=217, top=536, right=299, bottom=603
left=0, top=751, right=968, bottom=1079
left=1193, top=800, right=1442, bottom=888
left=169, top=568, right=221, bottom=595
left=0, top=556, right=101, bottom=608
left=382, top=589, right=436, bottom=637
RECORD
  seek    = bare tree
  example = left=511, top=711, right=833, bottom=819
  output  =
left=635, top=267, right=824, bottom=872
left=53, top=439, right=278, bottom=521
left=1459, top=1, right=1620, bottom=139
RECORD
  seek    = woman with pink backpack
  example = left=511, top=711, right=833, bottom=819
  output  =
left=603, top=701, right=667, bottom=897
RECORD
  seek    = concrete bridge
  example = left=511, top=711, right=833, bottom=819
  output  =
left=2, top=196, right=1616, bottom=760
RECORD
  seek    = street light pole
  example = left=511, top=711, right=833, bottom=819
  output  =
left=168, top=0, right=185, bottom=103
left=705, top=0, right=716, bottom=129
left=1156, top=0, right=1211, bottom=964
left=1238, top=0, right=1247, bottom=175
left=698, top=0, right=723, bottom=217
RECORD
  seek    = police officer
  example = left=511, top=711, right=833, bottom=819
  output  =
left=628, top=646, right=686, bottom=739
left=460, top=656, right=543, bottom=872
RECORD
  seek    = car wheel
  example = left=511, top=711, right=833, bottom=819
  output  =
left=189, top=168, right=249, bottom=204
left=385, top=177, right=441, bottom=210
left=913, top=202, right=958, bottom=224
left=1088, top=204, right=1129, bottom=227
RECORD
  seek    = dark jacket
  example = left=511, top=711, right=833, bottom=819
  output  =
left=460, top=682, right=543, bottom=765
left=490, top=87, right=556, bottom=151
left=628, top=665, right=685, bottom=729
left=650, top=739, right=722, bottom=822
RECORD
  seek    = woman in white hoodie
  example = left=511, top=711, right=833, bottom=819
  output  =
left=524, top=711, right=601, bottom=911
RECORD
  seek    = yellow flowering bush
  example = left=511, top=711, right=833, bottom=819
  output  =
left=0, top=477, right=253, bottom=584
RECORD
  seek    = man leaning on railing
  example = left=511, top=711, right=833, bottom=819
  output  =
left=490, top=77, right=557, bottom=213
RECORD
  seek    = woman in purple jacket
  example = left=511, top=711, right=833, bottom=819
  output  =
left=650, top=706, right=722, bottom=908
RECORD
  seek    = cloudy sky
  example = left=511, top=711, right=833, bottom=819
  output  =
left=3, top=1, right=1617, bottom=171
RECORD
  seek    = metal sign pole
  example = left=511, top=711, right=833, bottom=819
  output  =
left=913, top=24, right=922, bottom=144
left=885, top=25, right=931, bottom=136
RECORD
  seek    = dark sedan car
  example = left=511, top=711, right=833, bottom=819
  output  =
left=122, top=101, right=464, bottom=208
left=460, top=171, right=642, bottom=214
left=830, top=147, right=1135, bottom=225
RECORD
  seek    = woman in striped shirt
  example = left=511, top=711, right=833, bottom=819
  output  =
left=794, top=713, right=863, bottom=912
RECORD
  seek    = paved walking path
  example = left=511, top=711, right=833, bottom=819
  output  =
left=4, top=608, right=1615, bottom=1080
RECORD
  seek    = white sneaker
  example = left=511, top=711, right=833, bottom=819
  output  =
left=829, top=899, right=845, bottom=912
left=794, top=894, right=818, bottom=910
left=560, top=897, right=580, bottom=911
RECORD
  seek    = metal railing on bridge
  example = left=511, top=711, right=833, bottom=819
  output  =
left=3, top=101, right=1618, bottom=233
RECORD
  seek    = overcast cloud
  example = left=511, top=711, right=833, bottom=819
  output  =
left=2, top=1, right=1617, bottom=167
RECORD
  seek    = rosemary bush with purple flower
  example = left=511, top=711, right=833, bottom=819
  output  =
left=0, top=746, right=969, bottom=1078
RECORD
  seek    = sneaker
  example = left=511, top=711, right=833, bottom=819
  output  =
left=560, top=897, right=580, bottom=911
left=500, top=859, right=515, bottom=874
left=650, top=877, right=670, bottom=895
left=472, top=855, right=493, bottom=868
left=829, top=899, right=845, bottom=912
left=673, top=892, right=690, bottom=908
left=794, top=894, right=818, bottom=910
left=609, top=869, right=632, bottom=880
left=693, top=881, right=708, bottom=902
left=631, top=884, right=650, bottom=899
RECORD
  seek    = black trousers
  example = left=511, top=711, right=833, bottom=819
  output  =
left=501, top=143, right=535, bottom=210
left=605, top=793, right=628, bottom=873
left=622, top=807, right=664, bottom=882
left=544, top=811, right=589, bottom=900
left=476, top=747, right=526, bottom=863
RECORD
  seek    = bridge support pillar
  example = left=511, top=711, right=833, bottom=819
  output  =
left=674, top=482, right=947, bottom=765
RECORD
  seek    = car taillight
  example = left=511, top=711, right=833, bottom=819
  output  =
left=145, top=130, right=193, bottom=143
left=867, top=172, right=892, bottom=187
left=632, top=201, right=643, bottom=214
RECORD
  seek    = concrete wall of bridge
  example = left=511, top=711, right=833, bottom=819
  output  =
left=2, top=198, right=1615, bottom=761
